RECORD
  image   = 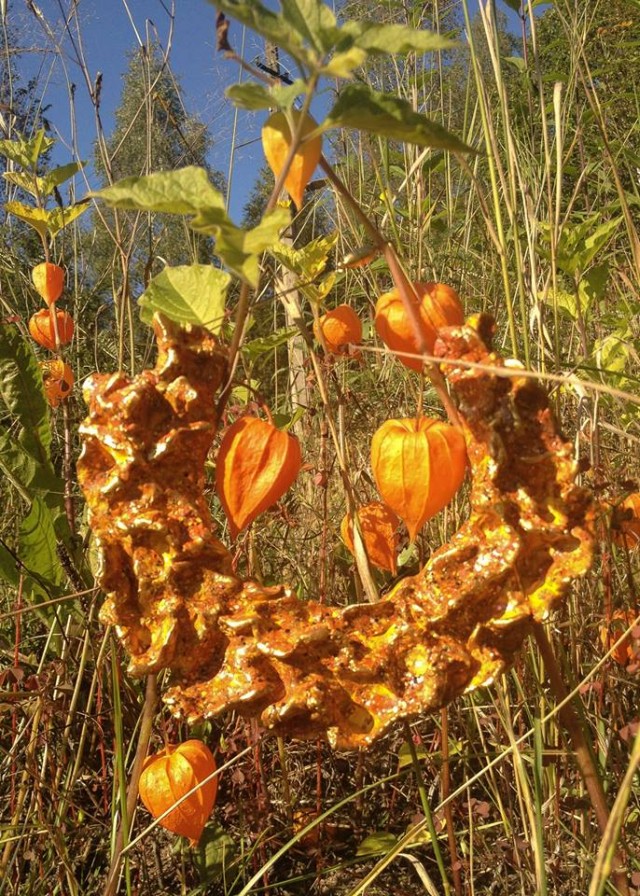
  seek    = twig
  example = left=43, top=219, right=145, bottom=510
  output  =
left=532, top=622, right=629, bottom=896
left=102, top=673, right=158, bottom=896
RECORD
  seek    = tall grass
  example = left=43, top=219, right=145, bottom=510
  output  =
left=0, top=1, right=639, bottom=894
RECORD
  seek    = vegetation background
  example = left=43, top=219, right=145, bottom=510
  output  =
left=0, top=0, right=639, bottom=894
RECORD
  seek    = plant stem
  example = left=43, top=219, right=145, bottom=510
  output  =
left=440, top=709, right=463, bottom=896
left=320, top=156, right=461, bottom=428
left=102, top=673, right=157, bottom=896
left=532, top=622, right=629, bottom=896
left=403, top=722, right=451, bottom=896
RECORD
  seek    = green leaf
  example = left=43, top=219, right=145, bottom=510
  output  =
left=0, top=323, right=52, bottom=464
left=356, top=831, right=399, bottom=856
left=193, top=822, right=236, bottom=883
left=319, top=47, right=367, bottom=77
left=281, top=0, right=337, bottom=54
left=578, top=263, right=609, bottom=317
left=3, top=171, right=39, bottom=195
left=272, top=406, right=306, bottom=431
left=231, top=379, right=260, bottom=404
left=504, top=55, right=526, bottom=72
left=242, top=327, right=298, bottom=359
left=500, top=0, right=522, bottom=11
left=226, top=80, right=308, bottom=110
left=4, top=200, right=87, bottom=238
left=226, top=83, right=276, bottom=111
left=594, top=331, right=632, bottom=379
left=18, top=496, right=65, bottom=603
left=5, top=201, right=49, bottom=238
left=4, top=162, right=85, bottom=198
left=0, top=324, right=69, bottom=536
left=347, top=21, right=456, bottom=55
left=192, top=206, right=291, bottom=287
left=539, top=287, right=583, bottom=321
left=45, top=203, right=89, bottom=238
left=575, top=216, right=622, bottom=272
left=397, top=541, right=419, bottom=567
left=325, top=84, right=475, bottom=152
left=95, top=168, right=289, bottom=286
left=271, top=230, right=338, bottom=280
left=211, top=0, right=315, bottom=66
left=93, top=166, right=225, bottom=216
left=39, top=161, right=85, bottom=196
left=397, top=740, right=428, bottom=768
left=0, top=541, right=19, bottom=589
left=0, top=129, right=54, bottom=169
left=138, top=265, right=231, bottom=333
left=554, top=214, right=623, bottom=275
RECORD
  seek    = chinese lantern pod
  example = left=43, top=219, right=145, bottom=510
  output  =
left=341, top=246, right=379, bottom=269
left=375, top=282, right=464, bottom=371
left=40, top=360, right=74, bottom=407
left=262, top=110, right=322, bottom=209
left=313, top=304, right=362, bottom=353
left=28, top=308, right=75, bottom=351
left=371, top=417, right=467, bottom=541
left=215, top=416, right=302, bottom=538
left=611, top=493, right=640, bottom=548
left=138, top=740, right=218, bottom=845
left=340, top=501, right=401, bottom=574
left=600, top=610, right=640, bottom=668
left=32, top=262, right=65, bottom=306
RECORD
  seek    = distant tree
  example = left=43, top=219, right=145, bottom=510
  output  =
left=0, top=16, right=55, bottom=309
left=85, top=44, right=223, bottom=306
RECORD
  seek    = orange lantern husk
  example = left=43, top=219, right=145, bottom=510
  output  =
left=341, top=501, right=401, bottom=573
left=600, top=609, right=640, bottom=668
left=32, top=262, right=65, bottom=306
left=28, top=308, right=75, bottom=351
left=374, top=282, right=464, bottom=371
left=262, top=110, right=322, bottom=209
left=215, top=416, right=302, bottom=538
left=40, top=359, right=74, bottom=407
left=371, top=417, right=467, bottom=541
left=138, top=740, right=218, bottom=845
left=313, top=304, right=362, bottom=353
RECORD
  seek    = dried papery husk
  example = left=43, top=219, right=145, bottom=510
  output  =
left=341, top=502, right=401, bottom=574
left=371, top=417, right=467, bottom=542
left=138, top=740, right=218, bottom=844
left=40, top=359, right=74, bottom=407
left=341, top=246, right=380, bottom=269
left=600, top=610, right=640, bottom=669
left=611, top=492, right=640, bottom=548
left=262, top=110, right=322, bottom=209
left=375, top=282, right=464, bottom=371
left=77, top=314, right=594, bottom=749
left=28, top=308, right=74, bottom=350
left=32, top=262, right=65, bottom=306
left=314, top=304, right=362, bottom=353
left=215, top=416, right=302, bottom=538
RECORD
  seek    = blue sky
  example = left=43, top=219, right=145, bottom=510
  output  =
left=10, top=0, right=534, bottom=220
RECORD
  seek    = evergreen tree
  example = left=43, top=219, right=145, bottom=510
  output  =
left=85, top=44, right=223, bottom=305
